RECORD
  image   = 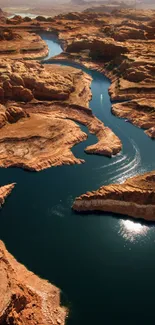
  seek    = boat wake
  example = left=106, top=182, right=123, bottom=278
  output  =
left=96, top=139, right=142, bottom=187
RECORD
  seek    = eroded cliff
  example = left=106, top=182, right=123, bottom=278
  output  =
left=0, top=240, right=67, bottom=325
left=73, top=171, right=155, bottom=221
left=43, top=10, right=155, bottom=136
left=0, top=58, right=122, bottom=171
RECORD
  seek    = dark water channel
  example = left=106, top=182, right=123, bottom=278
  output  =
left=0, top=32, right=155, bottom=324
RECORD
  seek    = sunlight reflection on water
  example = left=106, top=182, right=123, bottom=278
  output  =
left=118, top=219, right=149, bottom=243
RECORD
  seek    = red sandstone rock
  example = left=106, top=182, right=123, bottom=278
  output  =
left=0, top=240, right=67, bottom=324
left=145, top=126, right=155, bottom=138
left=112, top=99, right=155, bottom=136
left=0, top=183, right=15, bottom=206
left=0, top=9, right=154, bottom=169
left=6, top=106, right=29, bottom=123
left=73, top=171, right=155, bottom=221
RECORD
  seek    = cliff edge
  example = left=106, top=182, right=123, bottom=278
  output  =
left=73, top=171, right=155, bottom=221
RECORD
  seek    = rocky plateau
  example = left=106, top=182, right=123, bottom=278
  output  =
left=0, top=58, right=121, bottom=171
left=1, top=9, right=155, bottom=139
left=44, top=9, right=155, bottom=137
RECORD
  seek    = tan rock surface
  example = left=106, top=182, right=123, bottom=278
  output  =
left=0, top=30, right=48, bottom=59
left=112, top=99, right=155, bottom=137
left=0, top=240, right=67, bottom=325
left=0, top=111, right=87, bottom=171
left=0, top=58, right=122, bottom=170
left=0, top=183, right=15, bottom=206
left=0, top=9, right=154, bottom=169
left=73, top=171, right=155, bottom=221
left=145, top=126, right=155, bottom=138
left=0, top=59, right=91, bottom=104
left=19, top=101, right=122, bottom=157
left=0, top=98, right=121, bottom=171
left=44, top=10, right=155, bottom=136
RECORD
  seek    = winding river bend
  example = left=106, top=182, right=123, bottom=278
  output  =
left=1, top=32, right=155, bottom=324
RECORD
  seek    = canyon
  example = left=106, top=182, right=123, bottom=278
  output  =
left=0, top=58, right=121, bottom=171
left=0, top=9, right=154, bottom=168
left=0, top=6, right=155, bottom=325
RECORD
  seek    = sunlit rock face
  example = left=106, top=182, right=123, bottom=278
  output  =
left=0, top=240, right=67, bottom=325
left=73, top=171, right=155, bottom=221
left=0, top=183, right=15, bottom=207
left=112, top=99, right=155, bottom=138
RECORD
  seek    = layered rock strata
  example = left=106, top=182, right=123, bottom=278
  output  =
left=0, top=100, right=121, bottom=171
left=112, top=99, right=155, bottom=137
left=73, top=171, right=155, bottom=221
left=0, top=30, right=48, bottom=59
left=0, top=59, right=121, bottom=171
left=43, top=10, right=155, bottom=137
left=0, top=9, right=154, bottom=168
left=0, top=59, right=92, bottom=105
left=0, top=240, right=67, bottom=324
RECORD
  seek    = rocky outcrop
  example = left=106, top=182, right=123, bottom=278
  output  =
left=109, top=55, right=155, bottom=102
left=6, top=106, right=29, bottom=123
left=0, top=183, right=15, bottom=207
left=73, top=171, right=155, bottom=221
left=0, top=29, right=22, bottom=41
left=0, top=98, right=121, bottom=171
left=66, top=37, right=129, bottom=60
left=0, top=59, right=122, bottom=170
left=145, top=127, right=155, bottom=138
left=22, top=101, right=122, bottom=157
left=0, top=31, right=48, bottom=60
left=0, top=107, right=87, bottom=171
left=0, top=104, right=28, bottom=128
left=112, top=99, right=155, bottom=137
left=0, top=60, right=91, bottom=104
left=0, top=240, right=67, bottom=325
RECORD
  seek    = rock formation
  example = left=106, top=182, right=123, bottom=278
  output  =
left=43, top=10, right=155, bottom=137
left=0, top=30, right=48, bottom=60
left=0, top=240, right=67, bottom=324
left=0, top=183, right=15, bottom=207
left=0, top=57, right=121, bottom=171
left=0, top=59, right=92, bottom=104
left=0, top=98, right=121, bottom=171
left=73, top=171, right=155, bottom=221
left=112, top=99, right=155, bottom=137
left=0, top=9, right=154, bottom=163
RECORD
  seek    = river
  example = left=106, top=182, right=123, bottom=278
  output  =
left=0, top=32, right=155, bottom=324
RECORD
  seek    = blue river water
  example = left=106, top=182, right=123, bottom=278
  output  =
left=0, top=32, right=155, bottom=324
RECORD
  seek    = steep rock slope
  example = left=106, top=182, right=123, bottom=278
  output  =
left=0, top=240, right=67, bottom=324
